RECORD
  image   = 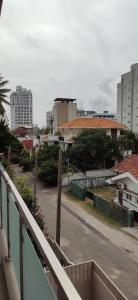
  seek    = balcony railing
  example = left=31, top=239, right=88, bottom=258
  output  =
left=0, top=163, right=82, bottom=300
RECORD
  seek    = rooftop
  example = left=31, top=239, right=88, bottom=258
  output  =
left=113, top=155, right=138, bottom=180
left=58, top=118, right=126, bottom=129
left=54, top=98, right=76, bottom=103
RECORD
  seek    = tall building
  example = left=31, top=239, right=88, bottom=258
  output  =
left=117, top=63, right=138, bottom=132
left=10, top=85, right=33, bottom=129
left=53, top=98, right=77, bottom=132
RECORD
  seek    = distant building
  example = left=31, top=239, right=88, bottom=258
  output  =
left=10, top=85, right=33, bottom=130
left=58, top=118, right=126, bottom=140
left=53, top=98, right=77, bottom=132
left=117, top=63, right=138, bottom=133
left=77, top=109, right=116, bottom=119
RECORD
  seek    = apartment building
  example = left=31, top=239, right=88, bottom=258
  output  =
left=10, top=86, right=33, bottom=129
left=117, top=63, right=138, bottom=132
left=53, top=98, right=77, bottom=132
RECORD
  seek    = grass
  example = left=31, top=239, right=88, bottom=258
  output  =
left=64, top=191, right=121, bottom=229
left=90, top=186, right=116, bottom=202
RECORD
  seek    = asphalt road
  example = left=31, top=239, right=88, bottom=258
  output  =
left=13, top=166, right=138, bottom=300
left=36, top=184, right=138, bottom=300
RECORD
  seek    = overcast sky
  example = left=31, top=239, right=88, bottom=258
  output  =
left=0, top=0, right=138, bottom=126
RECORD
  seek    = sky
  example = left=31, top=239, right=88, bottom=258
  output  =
left=0, top=0, right=138, bottom=126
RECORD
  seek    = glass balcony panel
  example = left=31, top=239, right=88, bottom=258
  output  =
left=1, top=176, right=7, bottom=232
left=22, top=225, right=57, bottom=300
left=9, top=193, right=20, bottom=287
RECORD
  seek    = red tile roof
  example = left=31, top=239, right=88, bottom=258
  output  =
left=58, top=118, right=126, bottom=129
left=21, top=140, right=33, bottom=151
left=113, top=155, right=138, bottom=180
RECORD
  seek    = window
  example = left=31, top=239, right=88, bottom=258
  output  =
left=127, top=194, right=132, bottom=201
left=135, top=197, right=138, bottom=203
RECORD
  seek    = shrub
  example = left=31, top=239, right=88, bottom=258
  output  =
left=1, top=160, right=14, bottom=179
left=20, top=150, right=33, bottom=171
left=14, top=176, right=45, bottom=232
left=38, top=161, right=58, bottom=186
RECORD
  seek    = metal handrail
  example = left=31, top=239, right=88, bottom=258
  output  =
left=0, top=164, right=82, bottom=300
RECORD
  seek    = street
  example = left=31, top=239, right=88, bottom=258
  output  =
left=14, top=165, right=138, bottom=300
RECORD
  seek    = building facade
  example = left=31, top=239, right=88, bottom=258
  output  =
left=117, top=63, right=138, bottom=132
left=77, top=109, right=116, bottom=119
left=53, top=98, right=77, bottom=132
left=58, top=118, right=126, bottom=140
left=106, top=155, right=138, bottom=213
left=10, top=86, right=33, bottom=129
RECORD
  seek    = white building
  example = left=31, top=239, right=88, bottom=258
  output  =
left=117, top=63, right=138, bottom=133
left=106, top=155, right=138, bottom=212
left=10, top=86, right=33, bottom=130
left=53, top=98, right=77, bottom=132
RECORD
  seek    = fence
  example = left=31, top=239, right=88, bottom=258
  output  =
left=70, top=180, right=134, bottom=227
left=0, top=163, right=82, bottom=300
left=70, top=181, right=86, bottom=200
left=87, top=192, right=134, bottom=227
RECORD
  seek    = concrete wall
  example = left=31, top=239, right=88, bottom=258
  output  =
left=117, top=83, right=122, bottom=123
left=131, top=64, right=138, bottom=132
left=53, top=102, right=77, bottom=131
left=117, top=63, right=138, bottom=132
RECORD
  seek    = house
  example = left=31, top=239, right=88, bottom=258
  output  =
left=58, top=118, right=126, bottom=139
left=106, top=155, right=138, bottom=213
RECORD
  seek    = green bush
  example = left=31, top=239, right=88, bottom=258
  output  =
left=20, top=150, right=33, bottom=171
left=38, top=161, right=58, bottom=186
left=14, top=176, right=45, bottom=231
left=1, top=160, right=14, bottom=179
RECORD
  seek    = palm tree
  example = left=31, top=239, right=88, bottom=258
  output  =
left=0, top=75, right=11, bottom=116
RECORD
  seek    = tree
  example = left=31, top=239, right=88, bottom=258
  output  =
left=0, top=75, right=10, bottom=115
left=0, top=120, right=22, bottom=157
left=20, top=149, right=33, bottom=171
left=66, top=129, right=122, bottom=171
left=38, top=161, right=58, bottom=186
left=118, top=130, right=138, bottom=153
left=0, top=120, right=11, bottom=152
left=37, top=143, right=59, bottom=166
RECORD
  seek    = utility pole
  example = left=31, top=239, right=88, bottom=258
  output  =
left=33, top=148, right=38, bottom=202
left=56, top=139, right=63, bottom=245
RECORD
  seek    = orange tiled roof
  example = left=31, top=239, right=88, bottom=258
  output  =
left=58, top=118, right=126, bottom=129
left=113, top=155, right=138, bottom=180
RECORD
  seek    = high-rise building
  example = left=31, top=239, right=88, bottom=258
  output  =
left=53, top=98, right=77, bottom=132
left=10, top=85, right=33, bottom=129
left=117, top=63, right=138, bottom=132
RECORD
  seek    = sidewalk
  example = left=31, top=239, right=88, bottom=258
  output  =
left=62, top=193, right=138, bottom=262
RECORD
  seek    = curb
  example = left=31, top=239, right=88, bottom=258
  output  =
left=61, top=202, right=109, bottom=241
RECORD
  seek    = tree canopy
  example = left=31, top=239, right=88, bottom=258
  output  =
left=66, top=129, right=122, bottom=171
left=0, top=120, right=22, bottom=156
left=0, top=75, right=10, bottom=115
left=118, top=130, right=138, bottom=153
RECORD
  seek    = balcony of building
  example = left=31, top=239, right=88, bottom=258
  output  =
left=0, top=163, right=128, bottom=300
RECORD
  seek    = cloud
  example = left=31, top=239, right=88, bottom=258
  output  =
left=98, top=78, right=114, bottom=97
left=0, top=0, right=138, bottom=125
